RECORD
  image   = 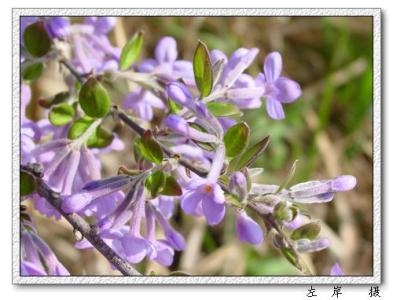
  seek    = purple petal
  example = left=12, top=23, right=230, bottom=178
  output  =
left=45, top=17, right=70, bottom=39
left=224, top=48, right=259, bottom=87
left=154, top=240, right=175, bottom=266
left=201, top=197, right=225, bottom=225
left=119, top=236, right=149, bottom=263
left=330, top=263, right=344, bottom=276
left=332, top=175, right=357, bottom=192
left=274, top=77, right=302, bottom=103
left=236, top=211, right=264, bottom=245
left=155, top=36, right=177, bottom=64
left=167, top=82, right=193, bottom=106
left=210, top=49, right=228, bottom=65
left=85, top=17, right=116, bottom=34
left=264, top=51, right=282, bottom=82
left=21, top=261, right=46, bottom=276
left=139, top=59, right=159, bottom=73
left=181, top=191, right=201, bottom=215
left=266, top=97, right=285, bottom=120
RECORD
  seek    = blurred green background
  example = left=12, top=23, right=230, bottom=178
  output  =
left=30, top=16, right=373, bottom=276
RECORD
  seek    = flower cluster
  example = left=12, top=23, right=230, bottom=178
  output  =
left=20, top=16, right=356, bottom=276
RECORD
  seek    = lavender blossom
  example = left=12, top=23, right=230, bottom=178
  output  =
left=235, top=210, right=264, bottom=245
left=21, top=225, right=69, bottom=276
left=139, top=36, right=194, bottom=84
left=180, top=144, right=226, bottom=225
left=123, top=87, right=165, bottom=121
left=259, top=52, right=302, bottom=120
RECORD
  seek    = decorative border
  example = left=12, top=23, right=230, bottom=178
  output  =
left=12, top=8, right=381, bottom=285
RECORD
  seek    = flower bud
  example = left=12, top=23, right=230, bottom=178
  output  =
left=332, top=175, right=357, bottom=192
left=295, top=238, right=330, bottom=253
left=229, top=171, right=248, bottom=202
left=235, top=210, right=264, bottom=245
left=167, top=82, right=192, bottom=106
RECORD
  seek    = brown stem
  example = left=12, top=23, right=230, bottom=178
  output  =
left=21, top=164, right=141, bottom=276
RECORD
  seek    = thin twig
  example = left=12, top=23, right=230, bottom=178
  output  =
left=59, top=59, right=86, bottom=83
left=21, top=164, right=142, bottom=276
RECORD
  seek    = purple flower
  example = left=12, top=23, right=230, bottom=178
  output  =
left=21, top=227, right=69, bottom=276
left=259, top=51, right=301, bottom=120
left=61, top=175, right=131, bottom=213
left=84, top=17, right=116, bottom=35
left=180, top=144, right=226, bottom=225
left=139, top=36, right=194, bottom=84
left=167, top=81, right=195, bottom=109
left=123, top=88, right=165, bottom=121
left=218, top=48, right=260, bottom=88
left=330, top=263, right=345, bottom=276
left=251, top=175, right=357, bottom=204
left=164, top=114, right=218, bottom=143
left=235, top=210, right=264, bottom=245
left=68, top=18, right=120, bottom=73
left=31, top=141, right=102, bottom=196
left=45, top=17, right=70, bottom=39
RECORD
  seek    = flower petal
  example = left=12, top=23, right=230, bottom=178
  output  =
left=274, top=77, right=302, bottom=103
left=202, top=198, right=225, bottom=225
left=266, top=97, right=285, bottom=120
left=236, top=211, right=264, bottom=245
left=264, top=51, right=282, bottom=82
left=155, top=36, right=177, bottom=64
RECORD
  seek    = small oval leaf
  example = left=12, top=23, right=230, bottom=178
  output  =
left=161, top=175, right=182, bottom=196
left=49, top=103, right=75, bottom=126
left=206, top=101, right=242, bottom=117
left=87, top=126, right=114, bottom=149
left=23, top=22, right=52, bottom=57
left=20, top=171, right=35, bottom=197
left=79, top=77, right=111, bottom=118
left=193, top=41, right=213, bottom=97
left=120, top=31, right=144, bottom=70
left=224, top=122, right=250, bottom=158
left=68, top=116, right=94, bottom=140
left=22, top=62, right=44, bottom=83
left=139, top=130, right=163, bottom=164
left=145, top=170, right=166, bottom=198
left=290, top=221, right=321, bottom=241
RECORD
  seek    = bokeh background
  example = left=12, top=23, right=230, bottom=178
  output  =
left=27, top=16, right=373, bottom=276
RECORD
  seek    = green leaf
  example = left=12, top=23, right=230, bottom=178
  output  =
left=23, top=22, right=52, bottom=57
left=235, top=135, right=271, bottom=170
left=168, top=98, right=183, bottom=114
left=290, top=221, right=321, bottom=241
left=139, top=130, right=163, bottom=164
left=161, top=175, right=182, bottom=196
left=206, top=101, right=242, bottom=117
left=49, top=103, right=75, bottom=126
left=68, top=116, right=94, bottom=140
left=280, top=247, right=300, bottom=270
left=193, top=41, right=213, bottom=97
left=119, top=31, right=144, bottom=70
left=22, top=62, right=44, bottom=82
left=20, top=171, right=35, bottom=197
left=224, top=122, right=250, bottom=158
left=79, top=77, right=111, bottom=118
left=145, top=170, right=166, bottom=198
left=87, top=126, right=114, bottom=148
